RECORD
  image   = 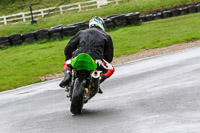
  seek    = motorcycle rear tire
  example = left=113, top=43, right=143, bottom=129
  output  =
left=70, top=78, right=85, bottom=115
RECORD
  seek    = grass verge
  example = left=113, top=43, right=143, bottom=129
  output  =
left=0, top=12, right=200, bottom=92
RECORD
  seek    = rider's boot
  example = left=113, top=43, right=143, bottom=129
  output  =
left=59, top=68, right=72, bottom=88
left=98, top=88, right=103, bottom=94
left=98, top=75, right=107, bottom=94
left=100, top=75, right=106, bottom=83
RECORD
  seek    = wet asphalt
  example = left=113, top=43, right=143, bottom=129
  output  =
left=1, top=47, right=200, bottom=133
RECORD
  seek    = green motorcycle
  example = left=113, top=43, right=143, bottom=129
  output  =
left=66, top=53, right=101, bottom=115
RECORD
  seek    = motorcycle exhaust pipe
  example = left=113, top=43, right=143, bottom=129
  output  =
left=90, top=71, right=100, bottom=97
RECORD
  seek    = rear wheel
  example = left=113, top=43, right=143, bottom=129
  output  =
left=70, top=78, right=85, bottom=115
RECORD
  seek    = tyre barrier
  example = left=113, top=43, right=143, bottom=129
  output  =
left=22, top=32, right=37, bottom=43
left=171, top=9, right=180, bottom=17
left=34, top=29, right=49, bottom=40
left=0, top=2, right=200, bottom=48
left=188, top=5, right=197, bottom=13
left=49, top=28, right=63, bottom=40
left=146, top=14, right=154, bottom=21
left=125, top=12, right=140, bottom=25
left=49, top=25, right=64, bottom=39
left=162, top=10, right=172, bottom=18
left=180, top=7, right=189, bottom=15
left=63, top=24, right=78, bottom=36
left=140, top=3, right=200, bottom=22
left=107, top=14, right=127, bottom=27
left=197, top=4, right=200, bottom=12
left=104, top=18, right=115, bottom=29
left=75, top=21, right=89, bottom=31
left=0, top=37, right=10, bottom=48
left=9, top=34, right=23, bottom=46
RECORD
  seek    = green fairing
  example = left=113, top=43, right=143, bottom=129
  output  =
left=71, top=53, right=97, bottom=71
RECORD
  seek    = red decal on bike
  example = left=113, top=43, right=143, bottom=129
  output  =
left=63, top=62, right=68, bottom=70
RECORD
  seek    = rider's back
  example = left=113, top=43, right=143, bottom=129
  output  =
left=65, top=27, right=113, bottom=63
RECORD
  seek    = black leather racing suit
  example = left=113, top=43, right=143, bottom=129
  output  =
left=64, top=27, right=114, bottom=63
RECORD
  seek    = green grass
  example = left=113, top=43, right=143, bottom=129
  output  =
left=0, top=0, right=199, bottom=37
left=112, top=13, right=200, bottom=56
left=0, top=39, right=66, bottom=91
left=0, top=0, right=86, bottom=16
left=0, top=12, right=200, bottom=92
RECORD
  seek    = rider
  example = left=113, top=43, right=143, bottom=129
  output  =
left=59, top=16, right=115, bottom=92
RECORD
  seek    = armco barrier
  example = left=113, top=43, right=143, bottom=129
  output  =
left=0, top=2, right=200, bottom=48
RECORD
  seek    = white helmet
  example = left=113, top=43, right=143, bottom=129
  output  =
left=89, top=16, right=105, bottom=31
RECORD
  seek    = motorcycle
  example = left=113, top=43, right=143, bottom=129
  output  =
left=65, top=53, right=101, bottom=115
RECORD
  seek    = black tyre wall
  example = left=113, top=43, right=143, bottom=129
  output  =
left=162, top=10, right=172, bottom=18
left=0, top=37, right=11, bottom=48
left=34, top=29, right=49, bottom=40
left=107, top=14, right=127, bottom=27
left=197, top=4, right=200, bottom=12
left=75, top=21, right=89, bottom=31
left=154, top=12, right=162, bottom=19
left=8, top=34, right=23, bottom=46
left=104, top=18, right=115, bottom=29
left=146, top=14, right=154, bottom=21
left=188, top=5, right=197, bottom=13
left=180, top=7, right=188, bottom=15
left=171, top=9, right=180, bottom=16
left=63, top=25, right=78, bottom=36
left=70, top=78, right=85, bottom=115
left=125, top=12, right=140, bottom=25
left=49, top=27, right=63, bottom=39
left=22, top=32, right=37, bottom=43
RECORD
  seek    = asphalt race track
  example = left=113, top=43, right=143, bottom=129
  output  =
left=1, top=47, right=200, bottom=133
